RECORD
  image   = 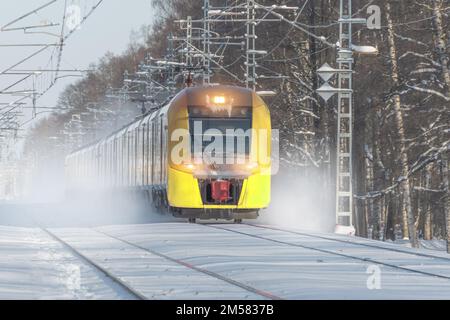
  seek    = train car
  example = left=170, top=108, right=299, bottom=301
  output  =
left=65, top=85, right=272, bottom=222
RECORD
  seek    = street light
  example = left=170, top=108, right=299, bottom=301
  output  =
left=256, top=90, right=277, bottom=97
left=352, top=44, right=378, bottom=56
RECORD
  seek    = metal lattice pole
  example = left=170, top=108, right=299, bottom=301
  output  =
left=202, top=0, right=211, bottom=85
left=167, top=33, right=176, bottom=93
left=186, top=16, right=193, bottom=68
left=246, top=0, right=256, bottom=90
left=336, top=0, right=354, bottom=228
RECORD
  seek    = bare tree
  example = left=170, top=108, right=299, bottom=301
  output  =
left=385, top=1, right=417, bottom=247
left=442, top=150, right=450, bottom=253
left=432, top=0, right=450, bottom=96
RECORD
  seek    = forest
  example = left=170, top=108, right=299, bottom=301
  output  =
left=21, top=0, right=450, bottom=248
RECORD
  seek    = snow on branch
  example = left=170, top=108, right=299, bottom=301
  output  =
left=410, top=68, right=439, bottom=75
left=394, top=33, right=428, bottom=48
left=399, top=51, right=442, bottom=68
left=413, top=186, right=445, bottom=193
left=287, top=142, right=320, bottom=168
left=355, top=141, right=450, bottom=200
left=406, top=84, right=450, bottom=101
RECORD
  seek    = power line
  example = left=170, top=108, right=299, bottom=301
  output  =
left=1, top=0, right=59, bottom=31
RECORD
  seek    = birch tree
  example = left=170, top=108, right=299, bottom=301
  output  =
left=385, top=1, right=417, bottom=246
left=432, top=0, right=450, bottom=96
left=442, top=150, right=450, bottom=253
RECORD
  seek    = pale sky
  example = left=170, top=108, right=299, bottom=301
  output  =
left=0, top=0, right=155, bottom=131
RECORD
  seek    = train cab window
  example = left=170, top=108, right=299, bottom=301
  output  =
left=188, top=106, right=252, bottom=159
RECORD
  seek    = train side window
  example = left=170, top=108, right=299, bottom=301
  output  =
left=145, top=121, right=150, bottom=186
left=135, top=128, right=138, bottom=186
left=104, top=143, right=107, bottom=187
left=129, top=131, right=133, bottom=186
left=96, top=145, right=100, bottom=186
left=120, top=136, right=123, bottom=186
left=160, top=115, right=165, bottom=184
left=124, top=133, right=128, bottom=186
left=130, top=131, right=133, bottom=186
left=109, top=140, right=113, bottom=186
left=142, top=124, right=146, bottom=186
left=123, top=135, right=126, bottom=186
left=117, top=139, right=120, bottom=186
left=106, top=142, right=109, bottom=186
left=137, top=127, right=140, bottom=186
left=150, top=120, right=154, bottom=185
left=150, top=121, right=153, bottom=185
left=139, top=126, right=143, bottom=186
left=137, top=126, right=141, bottom=186
left=159, top=116, right=163, bottom=185
left=114, top=138, right=117, bottom=187
left=135, top=127, right=139, bottom=186
left=111, top=141, right=114, bottom=186
left=103, top=144, right=106, bottom=186
left=153, top=117, right=159, bottom=184
left=155, top=117, right=160, bottom=185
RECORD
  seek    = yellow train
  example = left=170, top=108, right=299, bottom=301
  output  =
left=65, top=85, right=272, bottom=222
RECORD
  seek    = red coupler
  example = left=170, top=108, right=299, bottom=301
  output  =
left=211, top=180, right=230, bottom=202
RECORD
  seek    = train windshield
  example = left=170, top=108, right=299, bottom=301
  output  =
left=188, top=106, right=252, bottom=160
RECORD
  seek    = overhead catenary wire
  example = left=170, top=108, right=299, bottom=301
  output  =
left=0, top=0, right=59, bottom=31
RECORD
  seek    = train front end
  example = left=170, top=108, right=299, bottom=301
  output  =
left=167, top=85, right=271, bottom=220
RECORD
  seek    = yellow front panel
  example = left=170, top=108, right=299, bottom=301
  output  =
left=239, top=173, right=271, bottom=208
left=167, top=167, right=203, bottom=207
left=168, top=166, right=270, bottom=209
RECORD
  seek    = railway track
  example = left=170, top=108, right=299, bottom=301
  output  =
left=204, top=223, right=450, bottom=282
left=42, top=228, right=147, bottom=300
left=26, top=211, right=148, bottom=299
left=29, top=210, right=282, bottom=299
left=247, top=224, right=450, bottom=262
left=22, top=220, right=450, bottom=299
left=93, top=229, right=282, bottom=300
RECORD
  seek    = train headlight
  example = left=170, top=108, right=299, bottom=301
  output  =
left=245, top=162, right=258, bottom=172
left=184, top=163, right=195, bottom=171
left=206, top=94, right=230, bottom=107
left=176, top=161, right=195, bottom=173
left=212, top=96, right=226, bottom=104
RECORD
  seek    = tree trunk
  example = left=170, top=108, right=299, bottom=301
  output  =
left=372, top=104, right=386, bottom=240
left=424, top=165, right=433, bottom=240
left=432, top=0, right=450, bottom=253
left=380, top=195, right=387, bottom=241
left=308, top=0, right=319, bottom=131
left=433, top=0, right=450, bottom=96
left=442, top=150, right=450, bottom=253
left=385, top=2, right=417, bottom=247
left=365, top=154, right=373, bottom=238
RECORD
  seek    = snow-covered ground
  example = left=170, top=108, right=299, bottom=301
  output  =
left=0, top=226, right=133, bottom=299
left=2, top=222, right=450, bottom=299
left=418, top=240, right=447, bottom=251
left=392, top=239, right=448, bottom=252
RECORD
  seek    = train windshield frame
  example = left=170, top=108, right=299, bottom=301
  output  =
left=188, top=106, right=253, bottom=159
